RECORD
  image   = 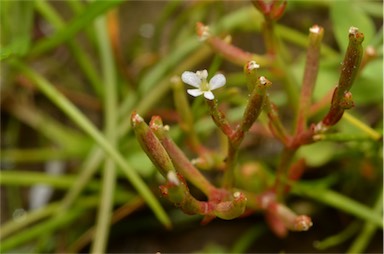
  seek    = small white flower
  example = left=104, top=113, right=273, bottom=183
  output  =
left=181, top=69, right=226, bottom=100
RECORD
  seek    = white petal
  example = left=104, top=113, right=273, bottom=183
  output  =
left=209, top=73, right=226, bottom=90
left=181, top=71, right=201, bottom=88
left=204, top=91, right=214, bottom=100
left=187, top=89, right=204, bottom=97
left=196, top=69, right=208, bottom=80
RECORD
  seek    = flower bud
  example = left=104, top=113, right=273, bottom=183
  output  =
left=239, top=76, right=271, bottom=139
left=244, top=60, right=260, bottom=92
left=321, top=27, right=363, bottom=127
left=131, top=112, right=175, bottom=177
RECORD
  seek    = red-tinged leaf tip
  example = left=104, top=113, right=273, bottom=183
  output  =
left=252, top=0, right=287, bottom=20
left=292, top=215, right=313, bottom=231
left=259, top=76, right=267, bottom=85
left=259, top=76, right=272, bottom=88
left=348, top=26, right=364, bottom=43
left=271, top=0, right=287, bottom=20
left=233, top=191, right=247, bottom=203
left=131, top=111, right=145, bottom=129
left=196, top=22, right=210, bottom=41
left=309, top=25, right=321, bottom=34
left=149, top=115, right=164, bottom=130
left=246, top=60, right=260, bottom=72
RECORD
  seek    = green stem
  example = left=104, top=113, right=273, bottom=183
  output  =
left=29, top=0, right=124, bottom=57
left=0, top=195, right=130, bottom=252
left=275, top=147, right=297, bottom=200
left=152, top=120, right=216, bottom=196
left=223, top=75, right=271, bottom=189
left=276, top=24, right=339, bottom=58
left=0, top=202, right=58, bottom=241
left=66, top=0, right=83, bottom=14
left=92, top=160, right=115, bottom=253
left=342, top=112, right=382, bottom=141
left=275, top=54, right=300, bottom=111
left=313, top=133, right=377, bottom=142
left=346, top=187, right=383, bottom=253
left=206, top=99, right=234, bottom=137
left=91, top=8, right=118, bottom=253
left=314, top=221, right=361, bottom=250
left=0, top=147, right=89, bottom=163
left=35, top=0, right=103, bottom=96
left=10, top=60, right=171, bottom=229
left=1, top=206, right=84, bottom=252
left=263, top=96, right=289, bottom=145
left=262, top=18, right=278, bottom=55
left=291, top=184, right=383, bottom=228
left=172, top=77, right=202, bottom=152
left=231, top=224, right=267, bottom=253
left=295, top=25, right=324, bottom=134
left=60, top=146, right=103, bottom=210
left=0, top=170, right=99, bottom=190
left=3, top=99, right=88, bottom=150
left=222, top=144, right=239, bottom=189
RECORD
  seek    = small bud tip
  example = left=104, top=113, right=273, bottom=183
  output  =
left=309, top=25, right=321, bottom=34
left=131, top=112, right=144, bottom=126
left=259, top=76, right=267, bottom=85
left=196, top=22, right=210, bottom=41
left=247, top=60, right=260, bottom=71
left=349, top=26, right=359, bottom=35
left=293, top=215, right=313, bottom=231
left=233, top=191, right=241, bottom=198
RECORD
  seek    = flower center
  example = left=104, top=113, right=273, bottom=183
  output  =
left=200, top=80, right=209, bottom=92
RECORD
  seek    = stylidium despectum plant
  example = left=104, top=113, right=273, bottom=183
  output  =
left=1, top=1, right=382, bottom=253
left=131, top=0, right=381, bottom=240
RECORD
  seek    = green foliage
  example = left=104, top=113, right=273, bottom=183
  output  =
left=354, top=59, right=383, bottom=104
left=330, top=1, right=376, bottom=52
left=0, top=1, right=34, bottom=60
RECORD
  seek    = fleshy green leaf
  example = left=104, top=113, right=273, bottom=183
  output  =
left=353, top=59, right=383, bottom=104
left=297, top=142, right=337, bottom=167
